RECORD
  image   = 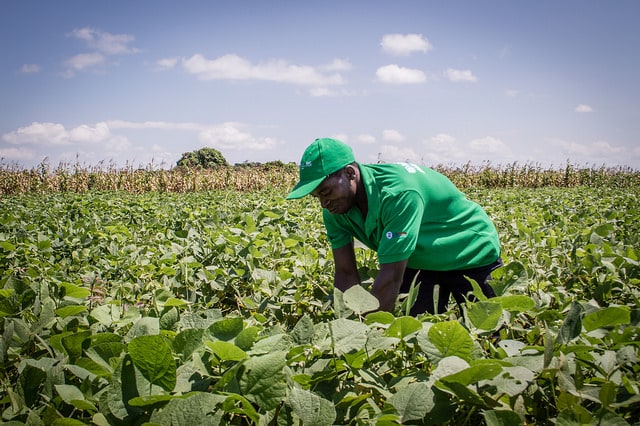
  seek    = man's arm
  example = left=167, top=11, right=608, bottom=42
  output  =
left=370, top=260, right=408, bottom=312
left=332, top=243, right=360, bottom=292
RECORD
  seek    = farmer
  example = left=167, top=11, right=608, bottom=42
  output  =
left=286, top=138, right=502, bottom=315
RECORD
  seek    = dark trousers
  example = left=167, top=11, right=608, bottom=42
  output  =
left=400, top=258, right=502, bottom=315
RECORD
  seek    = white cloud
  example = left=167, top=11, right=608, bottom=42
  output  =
left=382, top=129, right=404, bottom=142
left=380, top=33, right=432, bottom=56
left=155, top=57, right=179, bottom=70
left=506, top=89, right=519, bottom=97
left=575, top=104, right=594, bottom=113
left=68, top=123, right=111, bottom=143
left=331, top=134, right=350, bottom=143
left=198, top=122, right=280, bottom=151
left=356, top=134, right=376, bottom=144
left=444, top=68, right=478, bottom=82
left=0, top=120, right=287, bottom=167
left=64, top=53, right=106, bottom=73
left=376, top=64, right=426, bottom=84
left=0, top=147, right=35, bottom=161
left=69, top=27, right=138, bottom=55
left=182, top=54, right=346, bottom=86
left=422, top=133, right=464, bottom=164
left=550, top=138, right=627, bottom=161
left=21, top=64, right=41, bottom=73
left=106, top=120, right=203, bottom=131
left=62, top=27, right=139, bottom=76
left=3, top=122, right=71, bottom=146
left=469, top=136, right=510, bottom=154
left=321, top=58, right=352, bottom=71
left=309, top=87, right=355, bottom=97
left=378, top=145, right=419, bottom=162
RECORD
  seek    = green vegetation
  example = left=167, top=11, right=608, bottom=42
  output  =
left=0, top=165, right=639, bottom=424
left=176, top=147, right=229, bottom=169
left=1, top=159, right=638, bottom=195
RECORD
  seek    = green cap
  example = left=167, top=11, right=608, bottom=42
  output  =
left=286, top=138, right=355, bottom=199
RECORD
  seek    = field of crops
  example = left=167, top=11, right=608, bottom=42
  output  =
left=1, top=181, right=639, bottom=424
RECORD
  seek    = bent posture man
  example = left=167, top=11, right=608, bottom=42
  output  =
left=287, top=138, right=502, bottom=315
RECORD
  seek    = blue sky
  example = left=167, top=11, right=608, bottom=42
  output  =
left=2, top=0, right=639, bottom=169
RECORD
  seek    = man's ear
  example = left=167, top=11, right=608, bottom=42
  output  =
left=345, top=165, right=357, bottom=179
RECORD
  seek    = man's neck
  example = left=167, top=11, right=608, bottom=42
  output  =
left=355, top=178, right=368, bottom=218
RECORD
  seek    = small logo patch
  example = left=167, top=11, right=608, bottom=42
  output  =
left=300, top=161, right=313, bottom=169
left=386, top=231, right=407, bottom=239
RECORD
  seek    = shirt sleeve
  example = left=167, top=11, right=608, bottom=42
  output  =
left=322, top=209, right=354, bottom=249
left=377, top=190, right=424, bottom=264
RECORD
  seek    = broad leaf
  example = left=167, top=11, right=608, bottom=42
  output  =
left=583, top=306, right=630, bottom=332
left=288, top=387, right=336, bottom=426
left=239, top=351, right=288, bottom=410
left=426, top=321, right=474, bottom=362
left=386, top=381, right=434, bottom=422
left=128, top=335, right=176, bottom=392
left=467, top=301, right=503, bottom=331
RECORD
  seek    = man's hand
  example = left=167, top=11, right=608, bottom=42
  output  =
left=332, top=243, right=360, bottom=292
left=370, top=260, right=408, bottom=312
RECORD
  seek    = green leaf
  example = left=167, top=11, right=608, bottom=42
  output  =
left=55, top=305, right=87, bottom=318
left=386, top=381, right=434, bottom=422
left=467, top=301, right=503, bottom=331
left=385, top=316, right=422, bottom=339
left=492, top=295, right=535, bottom=312
left=61, top=330, right=92, bottom=361
left=440, top=362, right=502, bottom=386
left=235, top=326, right=259, bottom=351
left=128, top=335, right=176, bottom=392
left=343, top=285, right=379, bottom=315
left=427, top=321, right=474, bottom=362
left=85, top=341, right=127, bottom=373
left=556, top=302, right=584, bottom=344
left=291, top=314, right=315, bottom=345
left=328, top=318, right=370, bottom=356
left=239, top=351, right=288, bottom=410
left=164, top=297, right=189, bottom=308
left=288, top=387, right=336, bottom=426
left=59, top=282, right=91, bottom=299
left=173, top=328, right=206, bottom=361
left=583, top=306, right=630, bottom=332
left=128, top=394, right=176, bottom=407
left=126, top=317, right=159, bottom=341
left=148, top=392, right=227, bottom=425
left=209, top=317, right=244, bottom=341
left=364, top=311, right=395, bottom=326
left=206, top=340, right=248, bottom=362
left=55, top=384, right=85, bottom=403
left=220, top=393, right=261, bottom=424
left=483, top=409, right=524, bottom=426
left=481, top=366, right=535, bottom=397
left=0, top=240, right=16, bottom=251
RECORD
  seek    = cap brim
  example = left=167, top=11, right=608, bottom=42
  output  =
left=286, top=176, right=325, bottom=199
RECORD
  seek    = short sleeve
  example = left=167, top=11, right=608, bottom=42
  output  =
left=377, top=190, right=424, bottom=264
left=322, top=209, right=354, bottom=249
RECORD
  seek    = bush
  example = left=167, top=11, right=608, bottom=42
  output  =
left=177, top=147, right=228, bottom=168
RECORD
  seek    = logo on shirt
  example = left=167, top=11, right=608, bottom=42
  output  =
left=386, top=231, right=407, bottom=239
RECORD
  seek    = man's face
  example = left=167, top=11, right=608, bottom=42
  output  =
left=311, top=167, right=356, bottom=214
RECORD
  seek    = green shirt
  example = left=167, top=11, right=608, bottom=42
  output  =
left=323, top=163, right=500, bottom=271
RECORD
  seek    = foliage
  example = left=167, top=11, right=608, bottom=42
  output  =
left=1, top=159, right=638, bottom=195
left=176, top=148, right=229, bottom=169
left=0, top=187, right=639, bottom=425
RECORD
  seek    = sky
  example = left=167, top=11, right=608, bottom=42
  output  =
left=1, top=0, right=639, bottom=170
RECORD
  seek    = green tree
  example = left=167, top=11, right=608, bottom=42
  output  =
left=177, top=147, right=228, bottom=168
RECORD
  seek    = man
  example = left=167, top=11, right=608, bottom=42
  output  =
left=287, top=138, right=501, bottom=315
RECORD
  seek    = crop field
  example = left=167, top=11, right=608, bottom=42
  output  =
left=1, top=174, right=639, bottom=424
